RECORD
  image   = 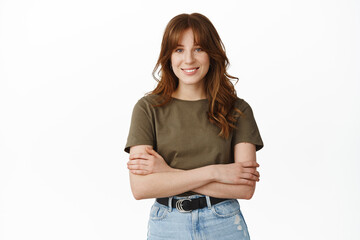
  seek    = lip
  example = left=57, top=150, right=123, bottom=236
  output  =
left=181, top=67, right=200, bottom=75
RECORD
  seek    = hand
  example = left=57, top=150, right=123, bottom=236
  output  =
left=214, top=161, right=260, bottom=186
left=127, top=147, right=173, bottom=175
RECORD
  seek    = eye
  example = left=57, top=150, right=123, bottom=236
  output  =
left=195, top=48, right=203, bottom=52
left=174, top=48, right=183, bottom=53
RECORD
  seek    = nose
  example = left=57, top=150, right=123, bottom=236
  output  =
left=184, top=50, right=195, bottom=64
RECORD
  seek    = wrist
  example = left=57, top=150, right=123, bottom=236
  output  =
left=170, top=167, right=183, bottom=173
left=207, top=165, right=218, bottom=182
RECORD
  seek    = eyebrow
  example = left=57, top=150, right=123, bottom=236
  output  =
left=175, top=44, right=201, bottom=47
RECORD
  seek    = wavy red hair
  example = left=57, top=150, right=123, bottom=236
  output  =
left=150, top=13, right=241, bottom=138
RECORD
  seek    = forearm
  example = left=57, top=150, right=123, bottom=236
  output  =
left=128, top=144, right=259, bottom=200
left=171, top=168, right=256, bottom=199
left=192, top=182, right=256, bottom=199
left=130, top=165, right=216, bottom=200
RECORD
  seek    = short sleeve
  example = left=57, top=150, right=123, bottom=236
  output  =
left=232, top=99, right=264, bottom=151
left=124, top=98, right=156, bottom=153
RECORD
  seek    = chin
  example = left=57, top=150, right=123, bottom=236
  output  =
left=180, top=79, right=204, bottom=85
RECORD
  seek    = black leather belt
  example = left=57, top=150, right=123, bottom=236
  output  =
left=156, top=197, right=228, bottom=213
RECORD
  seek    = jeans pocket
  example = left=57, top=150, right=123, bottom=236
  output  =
left=211, top=199, right=241, bottom=218
left=149, top=202, right=169, bottom=221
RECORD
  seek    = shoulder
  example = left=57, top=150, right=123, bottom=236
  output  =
left=234, top=97, right=252, bottom=113
left=137, top=94, right=158, bottom=105
left=134, top=94, right=160, bottom=109
left=132, top=94, right=165, bottom=120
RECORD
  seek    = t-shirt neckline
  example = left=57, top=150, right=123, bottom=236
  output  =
left=171, top=97, right=208, bottom=103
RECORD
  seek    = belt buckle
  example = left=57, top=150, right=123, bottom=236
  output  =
left=176, top=198, right=192, bottom=213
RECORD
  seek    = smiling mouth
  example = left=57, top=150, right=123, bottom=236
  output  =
left=181, top=67, right=200, bottom=73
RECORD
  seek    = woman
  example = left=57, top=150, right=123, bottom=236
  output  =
left=125, top=13, right=263, bottom=240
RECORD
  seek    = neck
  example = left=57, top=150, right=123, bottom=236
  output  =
left=172, top=83, right=206, bottom=100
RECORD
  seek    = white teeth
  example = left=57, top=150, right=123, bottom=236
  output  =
left=183, top=68, right=197, bottom=73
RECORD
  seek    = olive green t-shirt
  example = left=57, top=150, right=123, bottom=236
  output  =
left=124, top=95, right=264, bottom=195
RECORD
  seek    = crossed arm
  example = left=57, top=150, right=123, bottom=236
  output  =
left=127, top=142, right=260, bottom=200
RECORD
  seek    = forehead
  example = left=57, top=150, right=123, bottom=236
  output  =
left=177, top=28, right=200, bottom=46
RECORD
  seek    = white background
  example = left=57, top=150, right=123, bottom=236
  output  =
left=1, top=0, right=359, bottom=239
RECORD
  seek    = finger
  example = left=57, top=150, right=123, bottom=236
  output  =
left=127, top=163, right=153, bottom=174
left=129, top=153, right=150, bottom=160
left=127, top=159, right=149, bottom=166
left=130, top=169, right=149, bottom=175
left=241, top=172, right=259, bottom=181
left=242, top=168, right=260, bottom=177
left=145, top=147, right=160, bottom=157
left=235, top=178, right=256, bottom=186
left=127, top=163, right=146, bottom=170
left=241, top=161, right=260, bottom=168
left=129, top=153, right=148, bottom=160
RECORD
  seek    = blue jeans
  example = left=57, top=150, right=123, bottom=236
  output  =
left=147, top=195, right=250, bottom=240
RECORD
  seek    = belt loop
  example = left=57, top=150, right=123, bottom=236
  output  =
left=168, top=197, right=173, bottom=212
left=205, top=195, right=212, bottom=209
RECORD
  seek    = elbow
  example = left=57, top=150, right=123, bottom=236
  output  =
left=131, top=182, right=153, bottom=200
left=243, top=190, right=255, bottom=200
left=243, top=182, right=257, bottom=200
left=131, top=186, right=148, bottom=200
left=131, top=187, right=141, bottom=200
left=238, top=186, right=255, bottom=200
left=132, top=192, right=144, bottom=200
left=129, top=174, right=151, bottom=200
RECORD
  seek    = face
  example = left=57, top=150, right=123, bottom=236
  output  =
left=171, top=28, right=210, bottom=88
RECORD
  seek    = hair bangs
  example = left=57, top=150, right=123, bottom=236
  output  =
left=189, top=25, right=206, bottom=48
left=166, top=15, right=210, bottom=52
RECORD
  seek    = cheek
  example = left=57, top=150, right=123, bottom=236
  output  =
left=170, top=54, right=179, bottom=67
left=201, top=57, right=210, bottom=76
left=170, top=55, right=180, bottom=77
left=201, top=54, right=210, bottom=66
left=201, top=57, right=210, bottom=70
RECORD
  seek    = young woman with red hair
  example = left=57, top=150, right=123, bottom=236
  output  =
left=125, top=13, right=263, bottom=240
